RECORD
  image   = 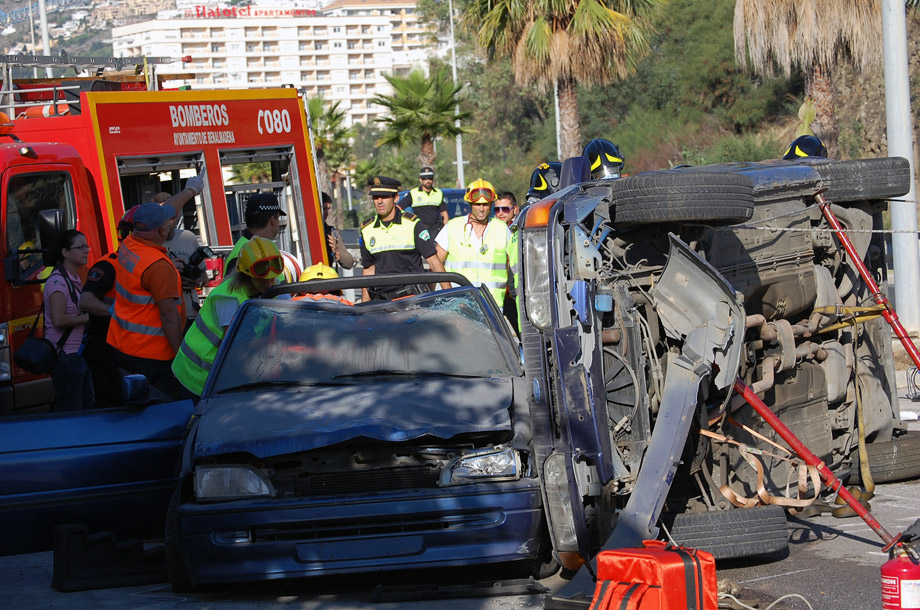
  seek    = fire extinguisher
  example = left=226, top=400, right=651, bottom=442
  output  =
left=882, top=543, right=920, bottom=609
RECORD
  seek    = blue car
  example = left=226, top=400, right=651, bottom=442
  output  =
left=0, top=393, right=194, bottom=556
left=165, top=274, right=549, bottom=590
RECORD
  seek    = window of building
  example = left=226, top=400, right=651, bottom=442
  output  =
left=314, top=42, right=324, bottom=50
left=333, top=27, right=341, bottom=33
left=347, top=42, right=356, bottom=49
left=333, top=41, right=342, bottom=48
left=377, top=41, right=385, bottom=47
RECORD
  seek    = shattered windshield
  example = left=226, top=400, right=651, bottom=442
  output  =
left=209, top=291, right=514, bottom=394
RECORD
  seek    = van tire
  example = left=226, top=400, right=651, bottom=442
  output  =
left=811, top=157, right=911, bottom=202
left=663, top=505, right=789, bottom=559
left=850, top=431, right=920, bottom=484
left=611, top=172, right=755, bottom=226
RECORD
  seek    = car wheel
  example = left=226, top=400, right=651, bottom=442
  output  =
left=850, top=430, right=920, bottom=484
left=610, top=172, right=755, bottom=226
left=165, top=485, right=195, bottom=592
left=810, top=157, right=911, bottom=202
left=661, top=505, right=789, bottom=560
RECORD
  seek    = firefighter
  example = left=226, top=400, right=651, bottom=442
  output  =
left=294, top=263, right=354, bottom=305
left=525, top=162, right=562, bottom=205
left=224, top=193, right=286, bottom=274
left=107, top=202, right=185, bottom=400
left=782, top=135, right=828, bottom=160
left=172, top=237, right=284, bottom=398
left=583, top=138, right=625, bottom=180
left=435, top=178, right=511, bottom=305
left=359, top=175, right=449, bottom=301
left=397, top=166, right=449, bottom=234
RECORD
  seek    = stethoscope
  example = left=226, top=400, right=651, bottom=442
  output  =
left=461, top=216, right=492, bottom=255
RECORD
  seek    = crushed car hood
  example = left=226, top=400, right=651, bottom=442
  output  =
left=193, top=378, right=513, bottom=459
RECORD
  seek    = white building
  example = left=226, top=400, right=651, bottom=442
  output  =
left=111, top=1, right=435, bottom=127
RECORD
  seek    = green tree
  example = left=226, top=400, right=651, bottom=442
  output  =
left=734, top=0, right=881, bottom=154
left=464, top=0, right=663, bottom=159
left=371, top=66, right=472, bottom=169
left=307, top=96, right=354, bottom=196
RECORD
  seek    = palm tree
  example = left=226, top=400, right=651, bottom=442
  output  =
left=371, top=67, right=472, bottom=169
left=463, top=0, right=661, bottom=159
left=307, top=96, right=354, bottom=196
left=733, top=0, right=881, bottom=153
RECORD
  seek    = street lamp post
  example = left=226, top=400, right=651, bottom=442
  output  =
left=447, top=0, right=464, bottom=188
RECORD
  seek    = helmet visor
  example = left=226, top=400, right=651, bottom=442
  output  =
left=250, top=255, right=285, bottom=279
left=468, top=187, right=496, bottom=204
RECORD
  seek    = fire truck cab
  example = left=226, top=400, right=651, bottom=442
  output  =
left=0, top=55, right=326, bottom=413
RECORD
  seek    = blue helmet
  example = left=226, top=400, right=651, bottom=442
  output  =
left=527, top=162, right=562, bottom=203
left=782, top=135, right=828, bottom=160
left=583, top=138, right=624, bottom=179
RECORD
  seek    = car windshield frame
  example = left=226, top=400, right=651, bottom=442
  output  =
left=204, top=287, right=521, bottom=398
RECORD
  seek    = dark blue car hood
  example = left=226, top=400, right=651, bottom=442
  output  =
left=193, top=377, right=513, bottom=459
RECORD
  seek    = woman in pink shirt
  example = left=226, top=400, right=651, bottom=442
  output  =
left=43, top=229, right=92, bottom=411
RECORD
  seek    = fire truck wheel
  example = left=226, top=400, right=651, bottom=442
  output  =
left=810, top=157, right=911, bottom=203
left=850, top=430, right=920, bottom=485
left=610, top=171, right=755, bottom=226
left=662, top=505, right=789, bottom=560
left=165, top=484, right=195, bottom=593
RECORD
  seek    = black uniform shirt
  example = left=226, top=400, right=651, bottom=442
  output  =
left=359, top=208, right=437, bottom=274
left=82, top=252, right=118, bottom=341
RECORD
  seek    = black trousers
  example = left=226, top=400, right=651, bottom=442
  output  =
left=112, top=349, right=183, bottom=402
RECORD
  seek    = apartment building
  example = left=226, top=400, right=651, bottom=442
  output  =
left=111, top=1, right=434, bottom=127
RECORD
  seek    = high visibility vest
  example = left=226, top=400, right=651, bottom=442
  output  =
left=172, top=279, right=250, bottom=396
left=444, top=217, right=508, bottom=303
left=224, top=235, right=250, bottom=274
left=507, top=227, right=521, bottom=311
left=411, top=187, right=443, bottom=208
left=107, top=234, right=183, bottom=361
left=361, top=214, right=420, bottom=257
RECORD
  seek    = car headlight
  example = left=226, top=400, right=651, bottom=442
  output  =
left=440, top=447, right=521, bottom=486
left=194, top=465, right=273, bottom=501
left=523, top=229, right=552, bottom=329
left=543, top=452, right=578, bottom=550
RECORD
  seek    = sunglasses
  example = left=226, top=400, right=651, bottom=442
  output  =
left=468, top=187, right=496, bottom=203
left=494, top=206, right=513, bottom=214
left=250, top=256, right=284, bottom=279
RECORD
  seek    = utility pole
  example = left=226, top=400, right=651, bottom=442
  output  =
left=37, top=0, right=51, bottom=78
left=447, top=0, right=464, bottom=188
left=882, top=0, right=920, bottom=331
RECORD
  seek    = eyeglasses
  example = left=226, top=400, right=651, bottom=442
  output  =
left=467, top=187, right=496, bottom=204
left=250, top=256, right=284, bottom=279
left=494, top=206, right=513, bottom=214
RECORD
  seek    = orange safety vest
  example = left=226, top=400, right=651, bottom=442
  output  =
left=107, top=234, right=183, bottom=360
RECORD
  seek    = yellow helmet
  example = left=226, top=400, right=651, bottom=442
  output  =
left=237, top=237, right=284, bottom=279
left=299, top=263, right=338, bottom=282
left=464, top=178, right=497, bottom=204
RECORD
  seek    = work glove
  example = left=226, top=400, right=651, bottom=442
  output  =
left=185, top=175, right=205, bottom=196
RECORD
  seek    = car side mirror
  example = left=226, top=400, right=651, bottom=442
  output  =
left=37, top=209, right=65, bottom=268
left=121, top=374, right=150, bottom=406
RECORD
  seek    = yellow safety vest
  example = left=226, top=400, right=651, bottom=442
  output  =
left=411, top=187, right=443, bottom=208
left=172, top=279, right=249, bottom=396
left=361, top=214, right=420, bottom=257
left=444, top=217, right=508, bottom=303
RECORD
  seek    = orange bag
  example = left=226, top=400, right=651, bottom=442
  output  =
left=588, top=540, right=718, bottom=610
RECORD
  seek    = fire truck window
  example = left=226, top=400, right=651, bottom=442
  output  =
left=6, top=173, right=76, bottom=268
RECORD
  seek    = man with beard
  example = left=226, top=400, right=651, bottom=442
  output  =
left=359, top=175, right=448, bottom=301
left=435, top=178, right=511, bottom=305
left=159, top=192, right=208, bottom=330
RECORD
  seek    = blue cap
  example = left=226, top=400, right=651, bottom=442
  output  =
left=132, top=202, right=174, bottom=231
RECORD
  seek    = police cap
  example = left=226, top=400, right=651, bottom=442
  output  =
left=367, top=175, right=401, bottom=197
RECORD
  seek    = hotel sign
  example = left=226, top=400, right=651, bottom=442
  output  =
left=182, top=6, right=319, bottom=19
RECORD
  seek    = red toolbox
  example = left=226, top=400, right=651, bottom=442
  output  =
left=588, top=540, right=718, bottom=610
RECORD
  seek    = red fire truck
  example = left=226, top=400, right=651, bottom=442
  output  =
left=0, top=56, right=326, bottom=413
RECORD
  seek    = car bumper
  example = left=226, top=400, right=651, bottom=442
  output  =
left=178, top=479, right=545, bottom=584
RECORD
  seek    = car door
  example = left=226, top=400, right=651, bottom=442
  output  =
left=0, top=400, right=194, bottom=556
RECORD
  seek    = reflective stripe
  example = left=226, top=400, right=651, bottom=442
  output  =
left=112, top=312, right=165, bottom=336
left=191, top=314, right=222, bottom=347
left=179, top=340, right=212, bottom=372
left=114, top=281, right=156, bottom=305
left=367, top=242, right=417, bottom=253
left=444, top=260, right=506, bottom=271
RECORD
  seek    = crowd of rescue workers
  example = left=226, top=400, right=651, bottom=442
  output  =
left=38, top=134, right=829, bottom=412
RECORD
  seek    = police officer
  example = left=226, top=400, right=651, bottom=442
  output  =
left=224, top=193, right=286, bottom=274
left=397, top=166, right=448, bottom=234
left=435, top=178, right=511, bottom=305
left=360, top=175, right=449, bottom=301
